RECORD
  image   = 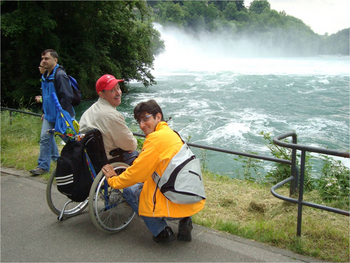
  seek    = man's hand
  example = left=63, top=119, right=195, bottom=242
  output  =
left=102, top=164, right=117, bottom=180
left=35, top=95, right=42, bottom=103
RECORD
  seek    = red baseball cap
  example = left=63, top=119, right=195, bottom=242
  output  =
left=96, top=74, right=124, bottom=94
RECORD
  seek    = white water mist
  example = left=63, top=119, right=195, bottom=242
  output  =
left=153, top=23, right=349, bottom=76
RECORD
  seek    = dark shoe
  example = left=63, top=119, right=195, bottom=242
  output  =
left=153, top=226, right=175, bottom=243
left=178, top=217, right=193, bottom=242
left=30, top=167, right=47, bottom=176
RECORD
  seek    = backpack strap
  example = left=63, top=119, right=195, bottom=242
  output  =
left=53, top=65, right=64, bottom=88
left=172, top=130, right=185, bottom=144
left=152, top=171, right=161, bottom=185
left=53, top=65, right=61, bottom=100
left=53, top=65, right=72, bottom=104
left=151, top=130, right=184, bottom=186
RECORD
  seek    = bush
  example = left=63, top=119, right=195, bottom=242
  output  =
left=260, top=131, right=315, bottom=190
left=318, top=155, right=349, bottom=207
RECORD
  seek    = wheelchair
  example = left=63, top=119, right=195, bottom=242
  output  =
left=46, top=129, right=136, bottom=233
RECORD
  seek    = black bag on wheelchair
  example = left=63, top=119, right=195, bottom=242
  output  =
left=55, top=129, right=108, bottom=202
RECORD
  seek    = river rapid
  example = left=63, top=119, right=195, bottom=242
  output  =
left=77, top=25, right=350, bottom=179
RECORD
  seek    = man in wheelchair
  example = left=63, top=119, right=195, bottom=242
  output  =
left=103, top=100, right=205, bottom=243
left=79, top=74, right=138, bottom=165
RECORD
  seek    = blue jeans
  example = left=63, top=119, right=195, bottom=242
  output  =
left=123, top=183, right=169, bottom=237
left=37, top=118, right=60, bottom=171
left=122, top=151, right=139, bottom=166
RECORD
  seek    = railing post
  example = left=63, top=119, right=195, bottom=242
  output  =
left=9, top=110, right=13, bottom=125
left=290, top=133, right=298, bottom=197
left=296, top=150, right=306, bottom=237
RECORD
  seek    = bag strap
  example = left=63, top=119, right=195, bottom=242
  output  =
left=172, top=130, right=185, bottom=144
left=152, top=171, right=161, bottom=185
left=53, top=65, right=63, bottom=95
left=152, top=130, right=194, bottom=185
left=151, top=130, right=182, bottom=185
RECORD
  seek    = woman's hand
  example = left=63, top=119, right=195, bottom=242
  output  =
left=102, top=164, right=117, bottom=180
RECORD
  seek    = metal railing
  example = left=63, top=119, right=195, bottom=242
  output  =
left=137, top=131, right=350, bottom=236
left=2, top=107, right=349, bottom=236
left=1, top=107, right=41, bottom=125
left=272, top=132, right=349, bottom=236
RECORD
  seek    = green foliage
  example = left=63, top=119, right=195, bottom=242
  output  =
left=261, top=131, right=315, bottom=191
left=223, top=2, right=238, bottom=21
left=136, top=137, right=145, bottom=152
left=233, top=131, right=349, bottom=210
left=1, top=1, right=164, bottom=108
left=319, top=28, right=350, bottom=55
left=261, top=131, right=293, bottom=183
left=199, top=149, right=209, bottom=173
left=249, top=0, right=271, bottom=15
left=318, top=155, right=349, bottom=206
left=128, top=124, right=145, bottom=152
left=234, top=153, right=264, bottom=183
left=1, top=109, right=51, bottom=171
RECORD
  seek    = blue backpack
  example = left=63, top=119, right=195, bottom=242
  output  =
left=55, top=66, right=81, bottom=106
left=67, top=75, right=81, bottom=106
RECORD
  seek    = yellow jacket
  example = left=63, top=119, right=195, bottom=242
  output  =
left=107, top=121, right=205, bottom=218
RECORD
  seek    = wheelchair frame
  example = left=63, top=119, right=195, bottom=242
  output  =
left=46, top=129, right=136, bottom=233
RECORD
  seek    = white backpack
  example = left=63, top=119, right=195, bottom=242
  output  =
left=152, top=136, right=206, bottom=204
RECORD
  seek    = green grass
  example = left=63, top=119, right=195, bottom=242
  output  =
left=1, top=110, right=349, bottom=262
left=1, top=110, right=63, bottom=174
left=194, top=172, right=349, bottom=262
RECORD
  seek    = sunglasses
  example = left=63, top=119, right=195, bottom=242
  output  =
left=137, top=114, right=152, bottom=124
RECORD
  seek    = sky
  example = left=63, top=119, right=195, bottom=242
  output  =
left=267, top=0, right=350, bottom=35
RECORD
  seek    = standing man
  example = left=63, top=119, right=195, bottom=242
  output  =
left=30, top=49, right=74, bottom=175
left=79, top=74, right=138, bottom=164
left=103, top=100, right=205, bottom=243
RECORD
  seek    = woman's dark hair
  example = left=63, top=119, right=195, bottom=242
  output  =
left=134, top=99, right=164, bottom=122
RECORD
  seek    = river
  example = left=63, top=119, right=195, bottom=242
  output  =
left=76, top=25, right=350, bottom=179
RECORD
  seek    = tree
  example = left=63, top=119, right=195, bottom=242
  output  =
left=1, top=1, right=59, bottom=105
left=209, top=0, right=229, bottom=12
left=235, top=1, right=246, bottom=12
left=156, top=2, right=186, bottom=27
left=205, top=3, right=224, bottom=31
left=320, top=28, right=350, bottom=55
left=206, top=3, right=222, bottom=23
left=223, top=2, right=238, bottom=21
left=249, top=0, right=271, bottom=15
left=1, top=1, right=164, bottom=107
left=182, top=1, right=208, bottom=30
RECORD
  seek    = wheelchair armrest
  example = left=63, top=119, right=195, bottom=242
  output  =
left=109, top=148, right=125, bottom=157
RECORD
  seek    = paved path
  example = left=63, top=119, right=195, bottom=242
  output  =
left=1, top=167, right=322, bottom=262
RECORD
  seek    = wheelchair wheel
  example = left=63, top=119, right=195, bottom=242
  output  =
left=46, top=168, right=89, bottom=219
left=88, top=162, right=136, bottom=233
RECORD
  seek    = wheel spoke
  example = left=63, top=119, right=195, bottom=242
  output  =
left=88, top=162, right=135, bottom=233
